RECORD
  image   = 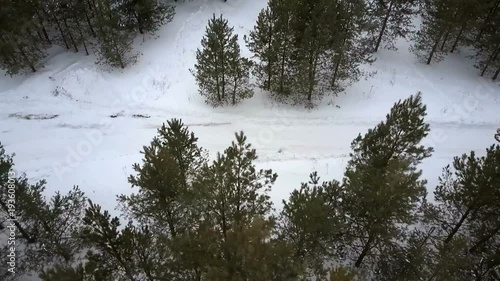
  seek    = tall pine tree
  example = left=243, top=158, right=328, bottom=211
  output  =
left=368, top=0, right=419, bottom=52
left=193, top=14, right=253, bottom=107
left=424, top=144, right=500, bottom=280
left=340, top=93, right=433, bottom=269
left=93, top=0, right=137, bottom=68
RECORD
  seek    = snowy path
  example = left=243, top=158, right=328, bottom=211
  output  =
left=0, top=112, right=496, bottom=213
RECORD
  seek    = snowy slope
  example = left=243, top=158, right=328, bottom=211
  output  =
left=0, top=0, right=499, bottom=216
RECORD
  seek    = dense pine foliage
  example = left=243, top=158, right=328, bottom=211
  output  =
left=245, top=0, right=373, bottom=106
left=195, top=0, right=500, bottom=107
left=412, top=0, right=500, bottom=79
left=0, top=0, right=175, bottom=73
left=1, top=94, right=499, bottom=280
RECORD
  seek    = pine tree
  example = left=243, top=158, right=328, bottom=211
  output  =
left=193, top=14, right=253, bottom=106
left=245, top=0, right=295, bottom=100
left=245, top=3, right=278, bottom=91
left=81, top=202, right=139, bottom=281
left=0, top=143, right=87, bottom=280
left=82, top=202, right=174, bottom=280
left=412, top=0, right=456, bottom=64
left=474, top=0, right=500, bottom=43
left=323, top=0, right=374, bottom=99
left=372, top=228, right=436, bottom=281
left=191, top=132, right=290, bottom=279
left=0, top=0, right=48, bottom=75
left=120, top=0, right=175, bottom=35
left=340, top=93, right=433, bottom=269
left=289, top=0, right=330, bottom=105
left=424, top=144, right=500, bottom=280
left=118, top=119, right=206, bottom=238
left=279, top=172, right=345, bottom=278
left=118, top=119, right=208, bottom=279
left=80, top=0, right=97, bottom=37
left=62, top=0, right=96, bottom=56
left=247, top=0, right=372, bottom=106
left=473, top=3, right=500, bottom=80
left=93, top=0, right=137, bottom=68
left=32, top=0, right=53, bottom=45
left=368, top=0, right=418, bottom=52
left=227, top=46, right=253, bottom=105
left=42, top=0, right=73, bottom=50
left=442, top=0, right=481, bottom=54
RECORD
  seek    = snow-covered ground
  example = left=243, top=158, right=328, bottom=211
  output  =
left=1, top=0, right=499, bottom=216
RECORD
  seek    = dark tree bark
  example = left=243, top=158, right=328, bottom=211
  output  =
left=50, top=12, right=70, bottom=49
left=480, top=43, right=500, bottom=76
left=427, top=33, right=443, bottom=65
left=355, top=234, right=374, bottom=267
left=375, top=1, right=394, bottom=52
left=76, top=20, right=89, bottom=55
left=450, top=24, right=465, bottom=53
left=63, top=18, right=79, bottom=52
left=444, top=207, right=472, bottom=244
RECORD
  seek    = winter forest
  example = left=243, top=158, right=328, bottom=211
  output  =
left=0, top=0, right=500, bottom=280
left=2, top=0, right=500, bottom=100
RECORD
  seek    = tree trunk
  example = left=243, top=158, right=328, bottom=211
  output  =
left=221, top=51, right=226, bottom=102
left=86, top=0, right=93, bottom=11
left=37, top=12, right=51, bottom=44
left=52, top=14, right=70, bottom=49
left=166, top=209, right=177, bottom=238
left=0, top=199, right=36, bottom=243
left=119, top=55, right=125, bottom=69
left=397, top=227, right=435, bottom=277
left=221, top=201, right=227, bottom=241
left=279, top=43, right=287, bottom=94
left=493, top=66, right=500, bottom=80
left=481, top=64, right=489, bottom=77
left=444, top=207, right=471, bottom=244
left=355, top=234, right=374, bottom=267
left=232, top=74, right=239, bottom=105
left=84, top=9, right=96, bottom=37
left=480, top=43, right=500, bottom=76
left=469, top=222, right=500, bottom=253
left=440, top=31, right=450, bottom=51
left=18, top=46, right=36, bottom=72
left=76, top=20, right=90, bottom=55
left=450, top=24, right=465, bottom=53
left=265, top=21, right=274, bottom=91
left=134, top=13, right=144, bottom=34
left=476, top=0, right=500, bottom=42
left=216, top=76, right=221, bottom=103
left=427, top=32, right=443, bottom=65
left=36, top=30, right=44, bottom=41
left=307, top=50, right=316, bottom=102
left=331, top=55, right=341, bottom=89
left=63, top=18, right=79, bottom=52
left=278, top=16, right=291, bottom=96
left=212, top=52, right=221, bottom=103
left=110, top=244, right=135, bottom=281
left=113, top=42, right=125, bottom=69
left=375, top=1, right=394, bottom=52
